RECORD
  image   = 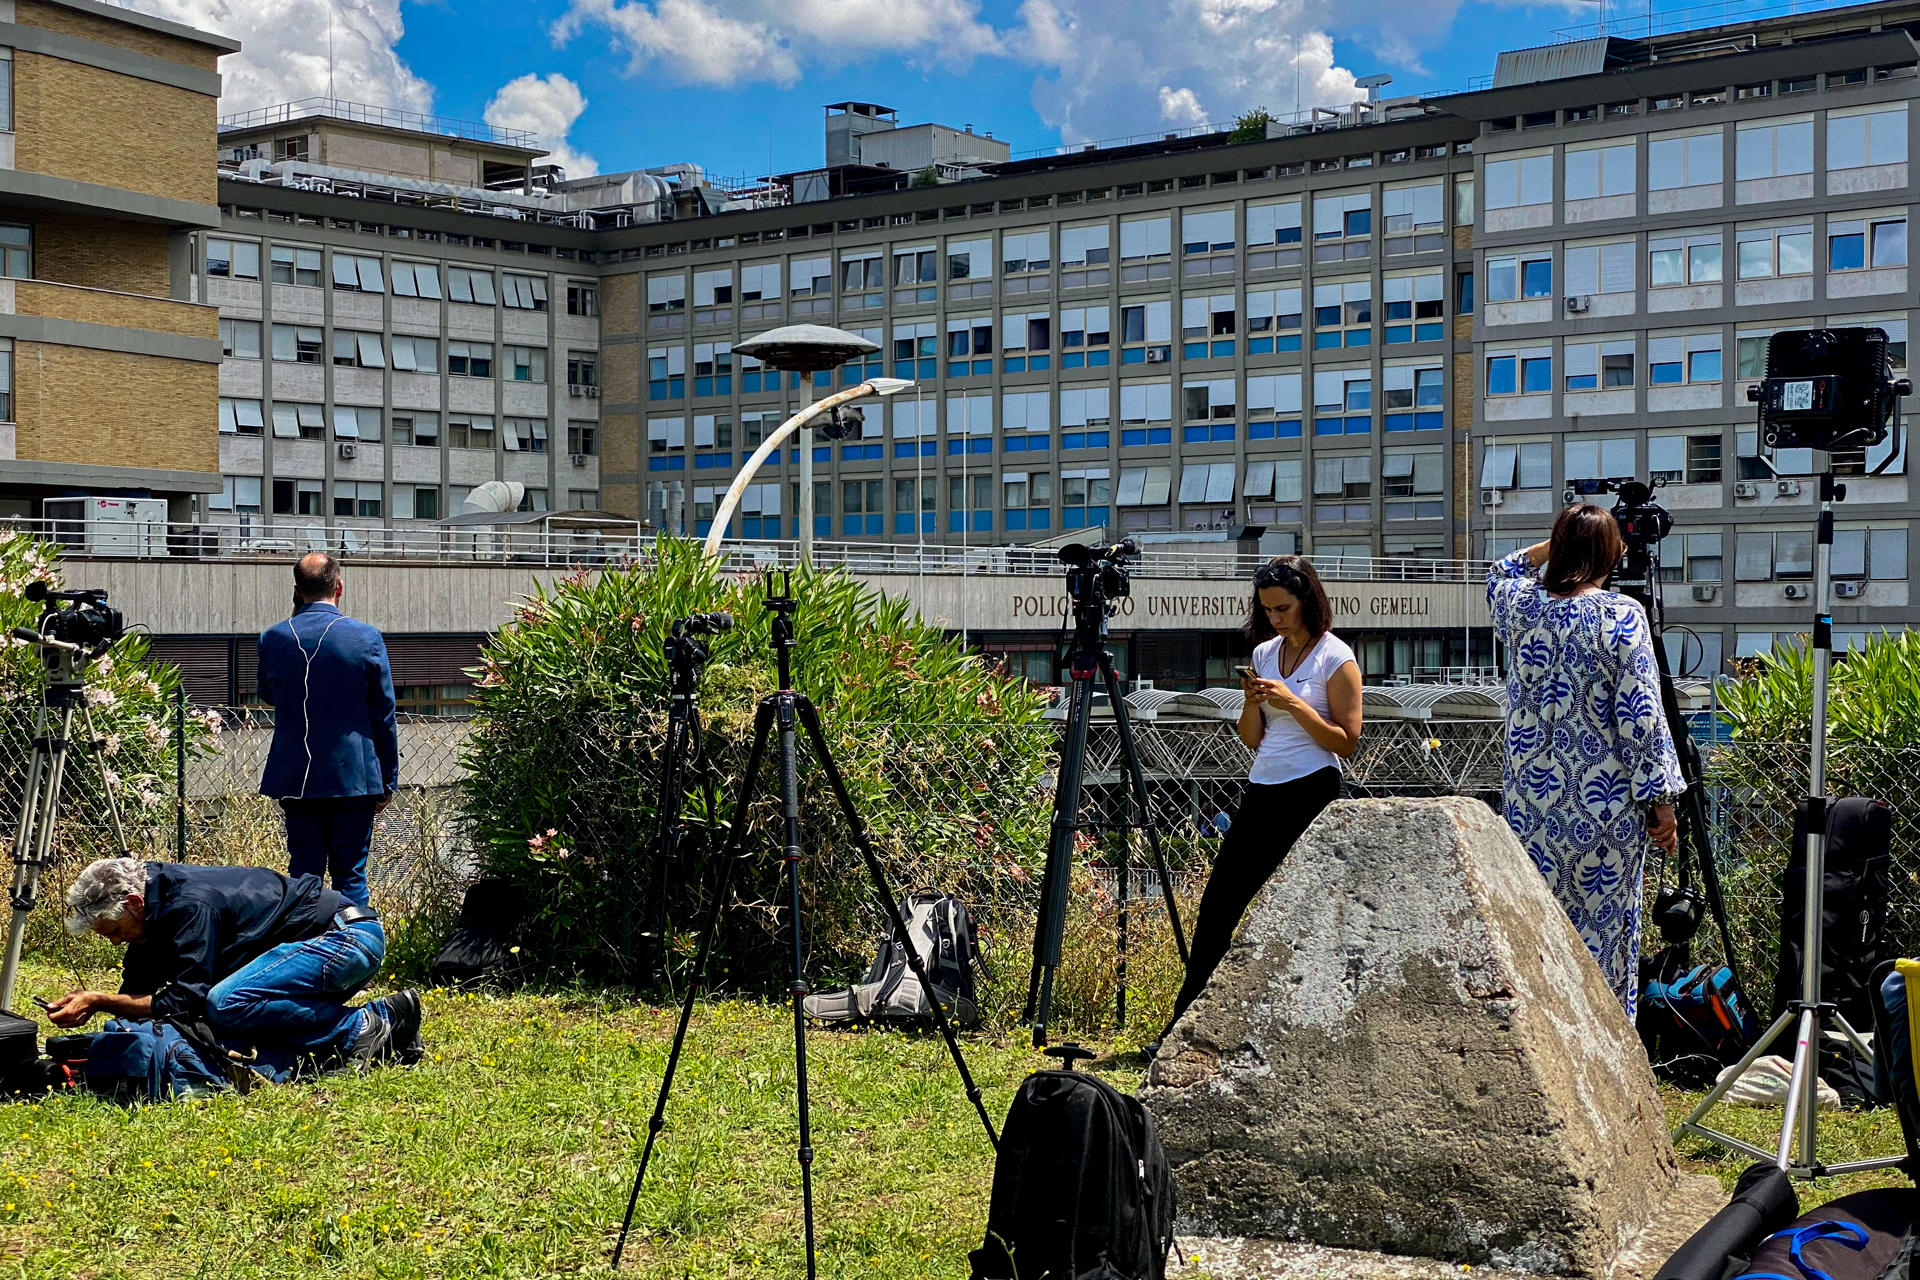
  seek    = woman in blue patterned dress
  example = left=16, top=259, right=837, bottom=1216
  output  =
left=1488, top=504, right=1684, bottom=1016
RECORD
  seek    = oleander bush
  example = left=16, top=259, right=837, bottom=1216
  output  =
left=460, top=536, right=1053, bottom=995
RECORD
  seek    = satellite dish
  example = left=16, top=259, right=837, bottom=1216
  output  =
left=461, top=480, right=527, bottom=514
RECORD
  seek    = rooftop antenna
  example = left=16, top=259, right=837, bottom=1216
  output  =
left=328, top=7, right=336, bottom=101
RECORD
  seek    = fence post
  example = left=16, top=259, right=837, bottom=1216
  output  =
left=175, top=685, right=188, bottom=862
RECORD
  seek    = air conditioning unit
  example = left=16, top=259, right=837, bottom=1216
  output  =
left=1734, top=481, right=1760, bottom=499
left=1564, top=295, right=1591, bottom=314
left=568, top=383, right=585, bottom=397
left=1776, top=479, right=1802, bottom=497
left=1783, top=583, right=1810, bottom=600
left=1144, top=348, right=1167, bottom=363
left=1480, top=488, right=1503, bottom=507
left=1833, top=580, right=1864, bottom=599
left=587, top=385, right=600, bottom=397
left=569, top=453, right=589, bottom=468
left=1690, top=584, right=1720, bottom=602
left=337, top=442, right=358, bottom=460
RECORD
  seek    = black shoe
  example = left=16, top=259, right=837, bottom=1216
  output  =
left=346, top=1002, right=393, bottom=1068
left=385, top=989, right=425, bottom=1065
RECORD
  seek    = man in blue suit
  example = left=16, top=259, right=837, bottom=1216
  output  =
left=256, top=553, right=398, bottom=909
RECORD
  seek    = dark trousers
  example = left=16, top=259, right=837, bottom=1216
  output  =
left=1169, top=767, right=1342, bottom=1028
left=281, top=797, right=378, bottom=909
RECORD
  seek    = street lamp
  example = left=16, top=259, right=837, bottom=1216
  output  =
left=705, top=324, right=915, bottom=562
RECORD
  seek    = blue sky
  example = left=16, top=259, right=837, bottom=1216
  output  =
left=132, top=0, right=1831, bottom=183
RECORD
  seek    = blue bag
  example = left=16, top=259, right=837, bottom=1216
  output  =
left=1869, top=959, right=1920, bottom=1171
left=84, top=1019, right=232, bottom=1103
left=1640, top=960, right=1762, bottom=1083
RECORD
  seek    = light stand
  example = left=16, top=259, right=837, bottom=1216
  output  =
left=610, top=572, right=998, bottom=1273
left=1676, top=328, right=1908, bottom=1176
left=1025, top=541, right=1190, bottom=1048
left=0, top=629, right=132, bottom=1013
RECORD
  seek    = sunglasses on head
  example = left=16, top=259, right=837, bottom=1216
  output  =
left=1255, top=565, right=1303, bottom=589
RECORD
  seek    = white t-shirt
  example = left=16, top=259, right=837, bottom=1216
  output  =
left=1247, top=631, right=1358, bottom=785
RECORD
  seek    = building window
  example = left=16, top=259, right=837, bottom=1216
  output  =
left=567, top=422, right=597, bottom=456
left=331, top=253, right=384, bottom=293
left=274, top=136, right=310, bottom=162
left=1564, top=142, right=1636, bottom=200
left=1828, top=107, right=1908, bottom=170
left=1060, top=467, right=1113, bottom=530
left=1481, top=441, right=1552, bottom=490
left=270, top=245, right=322, bottom=286
left=1382, top=449, right=1445, bottom=521
left=1181, top=378, right=1236, bottom=441
left=1649, top=233, right=1722, bottom=287
left=1117, top=381, right=1172, bottom=446
left=209, top=476, right=263, bottom=515
left=447, top=340, right=493, bottom=378
left=205, top=237, right=260, bottom=280
left=505, top=345, right=548, bottom=383
left=1735, top=118, right=1815, bottom=180
left=1312, top=279, right=1370, bottom=349
left=0, top=49, right=14, bottom=133
left=1059, top=386, right=1112, bottom=450
left=1565, top=437, right=1636, bottom=485
left=948, top=473, right=993, bottom=533
left=1648, top=334, right=1721, bottom=385
left=1828, top=216, right=1907, bottom=271
left=567, top=283, right=598, bottom=316
left=391, top=486, right=442, bottom=521
left=447, top=414, right=494, bottom=450
left=332, top=481, right=383, bottom=519
left=841, top=478, right=884, bottom=536
left=390, top=334, right=438, bottom=373
left=331, top=405, right=382, bottom=442
left=1563, top=340, right=1636, bottom=391
left=1058, top=306, right=1110, bottom=367
left=1382, top=273, right=1443, bottom=343
left=1455, top=269, right=1474, bottom=315
left=332, top=330, right=385, bottom=369
left=270, top=324, right=324, bottom=364
left=271, top=403, right=326, bottom=441
left=1118, top=217, right=1172, bottom=281
left=1246, top=199, right=1303, bottom=270
left=1383, top=365, right=1443, bottom=431
left=1311, top=455, right=1372, bottom=523
left=391, top=412, right=439, bottom=447
left=1650, top=432, right=1723, bottom=485
left=219, top=318, right=261, bottom=359
left=1735, top=224, right=1813, bottom=279
left=271, top=478, right=325, bottom=516
left=1485, top=350, right=1551, bottom=396
left=648, top=345, right=686, bottom=398
left=567, top=351, right=599, bottom=390
left=1060, top=223, right=1112, bottom=288
left=502, top=417, right=548, bottom=453
left=218, top=397, right=263, bottom=436
left=1179, top=293, right=1234, bottom=358
left=390, top=261, right=441, bottom=297
left=502, top=273, right=550, bottom=311
left=1485, top=252, right=1553, bottom=303
left=1118, top=300, right=1172, bottom=364
left=1649, top=130, right=1723, bottom=189
left=447, top=268, right=498, bottom=305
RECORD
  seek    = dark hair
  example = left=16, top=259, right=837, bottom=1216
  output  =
left=1543, top=504, right=1624, bottom=595
left=1245, top=555, right=1334, bottom=643
left=293, top=552, right=342, bottom=603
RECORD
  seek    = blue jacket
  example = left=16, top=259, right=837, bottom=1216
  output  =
left=256, top=602, right=399, bottom=800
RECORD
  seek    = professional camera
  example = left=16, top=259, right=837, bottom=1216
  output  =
left=1747, top=327, right=1910, bottom=459
left=1565, top=477, right=1673, bottom=552
left=1058, top=538, right=1136, bottom=613
left=674, top=612, right=735, bottom=638
left=22, top=581, right=123, bottom=657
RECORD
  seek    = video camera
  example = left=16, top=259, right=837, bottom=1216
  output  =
left=1058, top=538, right=1136, bottom=615
left=1746, top=327, right=1910, bottom=462
left=17, top=581, right=123, bottom=658
left=673, top=612, right=735, bottom=638
left=1563, top=477, right=1673, bottom=552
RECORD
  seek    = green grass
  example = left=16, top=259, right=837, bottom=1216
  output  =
left=1663, top=1082, right=1914, bottom=1209
left=6, top=948, right=1917, bottom=1279
left=0, top=958, right=1145, bottom=1279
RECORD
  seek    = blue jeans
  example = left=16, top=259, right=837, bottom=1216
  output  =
left=206, top=919, right=384, bottom=1065
left=282, top=797, right=378, bottom=908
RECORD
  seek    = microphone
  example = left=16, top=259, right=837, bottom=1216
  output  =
left=10, top=627, right=41, bottom=644
left=677, top=612, right=735, bottom=636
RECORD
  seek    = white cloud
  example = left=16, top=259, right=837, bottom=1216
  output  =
left=1156, top=86, right=1207, bottom=127
left=486, top=73, right=600, bottom=178
left=115, top=0, right=432, bottom=116
left=551, top=0, right=999, bottom=88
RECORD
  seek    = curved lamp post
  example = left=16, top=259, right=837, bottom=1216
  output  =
left=704, top=324, right=914, bottom=562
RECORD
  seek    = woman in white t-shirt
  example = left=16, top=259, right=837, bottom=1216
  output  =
left=1167, top=555, right=1363, bottom=1027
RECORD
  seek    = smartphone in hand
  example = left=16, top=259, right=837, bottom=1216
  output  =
left=30, top=996, right=54, bottom=1012
left=1233, top=664, right=1257, bottom=684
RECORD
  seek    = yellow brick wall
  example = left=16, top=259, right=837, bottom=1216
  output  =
left=602, top=345, right=640, bottom=404
left=14, top=52, right=217, bottom=206
left=600, top=413, right=638, bottom=476
left=15, top=281, right=215, bottom=338
left=13, top=342, right=216, bottom=474
left=601, top=275, right=639, bottom=338
left=32, top=213, right=171, bottom=295
left=1453, top=351, right=1477, bottom=560
left=16, top=0, right=222, bottom=70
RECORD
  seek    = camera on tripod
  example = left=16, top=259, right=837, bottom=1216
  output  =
left=1058, top=539, right=1137, bottom=615
left=20, top=581, right=123, bottom=658
left=1563, top=476, right=1673, bottom=552
left=1746, top=327, right=1910, bottom=463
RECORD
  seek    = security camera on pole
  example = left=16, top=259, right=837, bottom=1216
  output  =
left=1676, top=327, right=1909, bottom=1177
left=703, top=325, right=914, bottom=564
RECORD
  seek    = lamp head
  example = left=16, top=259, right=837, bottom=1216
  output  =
left=733, top=324, right=880, bottom=374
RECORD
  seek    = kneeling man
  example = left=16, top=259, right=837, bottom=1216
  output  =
left=46, top=858, right=422, bottom=1073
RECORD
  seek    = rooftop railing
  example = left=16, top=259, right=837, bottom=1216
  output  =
left=2, top=517, right=1491, bottom=584
left=217, top=98, right=538, bottom=150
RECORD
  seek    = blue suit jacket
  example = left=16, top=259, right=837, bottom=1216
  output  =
left=256, top=602, right=399, bottom=800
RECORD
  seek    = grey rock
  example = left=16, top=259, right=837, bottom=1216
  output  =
left=1143, top=797, right=1680, bottom=1277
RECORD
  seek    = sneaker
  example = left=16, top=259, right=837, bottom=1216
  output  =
left=385, top=989, right=425, bottom=1065
left=345, top=1002, right=393, bottom=1068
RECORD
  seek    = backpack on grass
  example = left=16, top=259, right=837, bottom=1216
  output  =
left=969, top=1068, right=1177, bottom=1280
left=805, top=892, right=984, bottom=1029
left=430, top=877, right=528, bottom=990
left=84, top=1019, right=231, bottom=1103
left=1638, top=948, right=1763, bottom=1087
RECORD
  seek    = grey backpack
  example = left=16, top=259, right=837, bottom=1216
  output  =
left=806, top=893, right=984, bottom=1029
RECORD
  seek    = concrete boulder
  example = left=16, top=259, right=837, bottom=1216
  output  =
left=1143, top=797, right=1680, bottom=1277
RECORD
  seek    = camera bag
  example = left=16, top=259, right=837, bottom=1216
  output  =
left=83, top=1019, right=231, bottom=1103
left=804, top=892, right=983, bottom=1029
left=969, top=1068, right=1176, bottom=1280
left=430, top=877, right=527, bottom=990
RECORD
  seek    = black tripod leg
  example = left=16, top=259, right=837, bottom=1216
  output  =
left=650, top=709, right=688, bottom=989
left=1028, top=670, right=1094, bottom=1044
left=773, top=693, right=819, bottom=1280
left=1099, top=654, right=1191, bottom=966
left=1115, top=823, right=1128, bottom=1030
left=793, top=697, right=1001, bottom=1149
left=609, top=697, right=774, bottom=1271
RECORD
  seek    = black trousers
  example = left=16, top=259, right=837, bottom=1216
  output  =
left=1168, top=766, right=1342, bottom=1028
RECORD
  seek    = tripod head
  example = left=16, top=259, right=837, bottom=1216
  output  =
left=665, top=612, right=732, bottom=701
left=763, top=571, right=798, bottom=689
left=1057, top=538, right=1137, bottom=672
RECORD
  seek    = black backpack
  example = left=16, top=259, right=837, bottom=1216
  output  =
left=969, top=1069, right=1177, bottom=1280
left=805, top=893, right=984, bottom=1029
left=430, top=878, right=528, bottom=990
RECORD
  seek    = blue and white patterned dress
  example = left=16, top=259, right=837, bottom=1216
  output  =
left=1488, top=551, right=1685, bottom=1015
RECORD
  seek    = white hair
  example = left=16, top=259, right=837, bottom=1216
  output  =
left=65, top=858, right=148, bottom=934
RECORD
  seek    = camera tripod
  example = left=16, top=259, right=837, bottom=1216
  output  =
left=0, top=629, right=132, bottom=1014
left=1675, top=463, right=1904, bottom=1177
left=1025, top=552, right=1190, bottom=1048
left=611, top=572, right=999, bottom=1274
left=635, top=612, right=731, bottom=990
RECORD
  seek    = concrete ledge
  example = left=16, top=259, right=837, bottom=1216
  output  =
left=0, top=168, right=219, bottom=228
left=2, top=19, right=223, bottom=94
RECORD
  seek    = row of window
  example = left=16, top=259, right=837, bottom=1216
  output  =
left=1483, top=105, right=1908, bottom=214
left=1480, top=426, right=1905, bottom=491
left=218, top=399, right=597, bottom=453
left=209, top=478, right=597, bottom=519
left=1492, top=524, right=1909, bottom=585
left=204, top=239, right=599, bottom=315
left=228, top=322, right=600, bottom=385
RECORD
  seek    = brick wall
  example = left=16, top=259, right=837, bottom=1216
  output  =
left=13, top=280, right=215, bottom=336
left=1452, top=350, right=1477, bottom=559
left=12, top=342, right=216, bottom=474
left=16, top=0, right=221, bottom=70
left=14, top=52, right=217, bottom=206
left=600, top=413, right=638, bottom=475
left=32, top=212, right=171, bottom=295
left=601, top=275, right=638, bottom=338
left=602, top=344, right=639, bottom=404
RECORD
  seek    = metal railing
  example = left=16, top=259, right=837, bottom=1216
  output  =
left=218, top=98, right=538, bottom=150
left=3, top=516, right=1492, bottom=583
left=1550, top=0, right=1871, bottom=43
